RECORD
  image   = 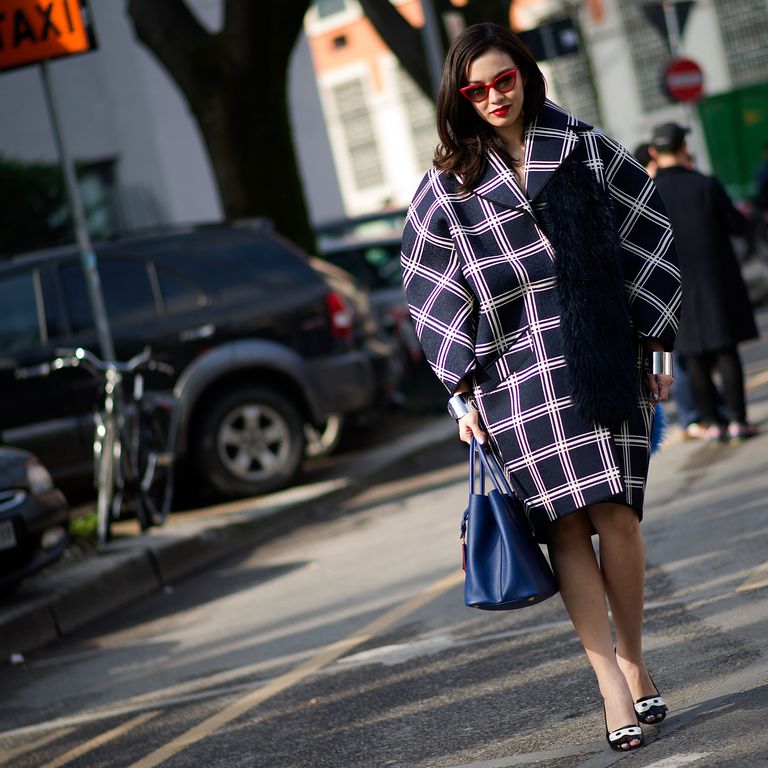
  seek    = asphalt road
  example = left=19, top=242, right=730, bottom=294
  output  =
left=0, top=319, right=767, bottom=768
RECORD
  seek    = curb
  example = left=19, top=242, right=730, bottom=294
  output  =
left=0, top=418, right=455, bottom=660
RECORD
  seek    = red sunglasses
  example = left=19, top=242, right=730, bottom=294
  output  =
left=459, top=68, right=518, bottom=103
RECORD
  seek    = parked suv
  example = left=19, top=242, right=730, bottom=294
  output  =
left=0, top=222, right=398, bottom=498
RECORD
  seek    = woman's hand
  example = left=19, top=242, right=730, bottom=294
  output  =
left=458, top=408, right=487, bottom=445
left=648, top=373, right=673, bottom=402
left=644, top=339, right=674, bottom=403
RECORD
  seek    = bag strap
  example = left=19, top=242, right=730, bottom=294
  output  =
left=468, top=436, right=485, bottom=495
left=470, top=437, right=519, bottom=500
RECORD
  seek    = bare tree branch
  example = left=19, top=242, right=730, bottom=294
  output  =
left=358, top=0, right=432, bottom=100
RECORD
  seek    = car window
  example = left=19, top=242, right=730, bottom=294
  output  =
left=0, top=271, right=43, bottom=355
left=151, top=234, right=317, bottom=298
left=189, top=235, right=317, bottom=291
left=59, top=259, right=158, bottom=332
left=323, top=240, right=402, bottom=290
left=155, top=265, right=208, bottom=314
left=362, top=244, right=402, bottom=287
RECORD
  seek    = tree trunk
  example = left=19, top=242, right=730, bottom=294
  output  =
left=125, top=0, right=315, bottom=254
left=192, top=66, right=315, bottom=254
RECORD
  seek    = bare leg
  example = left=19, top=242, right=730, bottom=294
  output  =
left=547, top=509, right=641, bottom=748
left=589, top=502, right=661, bottom=719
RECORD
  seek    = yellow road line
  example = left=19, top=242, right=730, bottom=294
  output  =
left=736, top=561, right=768, bottom=593
left=129, top=569, right=465, bottom=768
left=0, top=727, right=75, bottom=763
left=40, top=711, right=158, bottom=768
left=746, top=367, right=768, bottom=392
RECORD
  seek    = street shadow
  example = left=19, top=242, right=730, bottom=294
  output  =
left=186, top=601, right=764, bottom=768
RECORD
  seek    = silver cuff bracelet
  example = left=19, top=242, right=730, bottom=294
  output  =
left=448, top=393, right=474, bottom=421
left=651, top=351, right=674, bottom=376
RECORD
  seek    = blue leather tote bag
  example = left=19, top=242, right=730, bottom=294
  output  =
left=461, top=438, right=558, bottom=610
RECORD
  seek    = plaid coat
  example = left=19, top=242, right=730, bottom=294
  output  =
left=401, top=101, right=682, bottom=536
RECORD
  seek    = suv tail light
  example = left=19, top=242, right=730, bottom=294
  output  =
left=326, top=291, right=354, bottom=340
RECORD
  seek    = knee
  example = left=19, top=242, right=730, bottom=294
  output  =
left=590, top=503, right=641, bottom=540
left=548, top=508, right=592, bottom=547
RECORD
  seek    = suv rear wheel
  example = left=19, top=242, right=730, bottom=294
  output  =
left=196, top=386, right=305, bottom=497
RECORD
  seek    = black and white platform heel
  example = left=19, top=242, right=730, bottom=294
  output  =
left=603, top=704, right=645, bottom=752
left=634, top=685, right=668, bottom=724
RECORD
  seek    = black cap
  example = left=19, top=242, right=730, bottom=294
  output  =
left=651, top=122, right=689, bottom=152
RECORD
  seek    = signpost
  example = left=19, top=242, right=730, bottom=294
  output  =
left=642, top=1, right=695, bottom=52
left=0, top=0, right=114, bottom=362
left=664, top=56, right=704, bottom=102
left=0, top=0, right=91, bottom=71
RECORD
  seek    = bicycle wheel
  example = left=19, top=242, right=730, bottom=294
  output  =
left=137, top=394, right=176, bottom=527
left=95, top=416, right=117, bottom=546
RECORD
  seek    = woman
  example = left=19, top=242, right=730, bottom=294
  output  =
left=401, top=24, right=681, bottom=752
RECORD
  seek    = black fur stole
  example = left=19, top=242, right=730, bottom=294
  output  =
left=537, top=154, right=637, bottom=429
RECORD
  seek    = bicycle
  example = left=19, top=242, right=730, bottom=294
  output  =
left=18, top=347, right=178, bottom=546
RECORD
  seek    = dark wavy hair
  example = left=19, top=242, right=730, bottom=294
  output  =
left=434, top=23, right=546, bottom=189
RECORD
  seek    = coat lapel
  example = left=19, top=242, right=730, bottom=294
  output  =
left=472, top=100, right=592, bottom=212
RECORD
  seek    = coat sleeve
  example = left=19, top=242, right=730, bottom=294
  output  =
left=711, top=176, right=750, bottom=238
left=400, top=170, right=477, bottom=391
left=598, top=135, right=682, bottom=350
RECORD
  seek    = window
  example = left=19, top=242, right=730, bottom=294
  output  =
left=0, top=272, right=42, bottom=355
left=322, top=239, right=402, bottom=290
left=155, top=266, right=208, bottom=314
left=547, top=53, right=600, bottom=126
left=712, top=0, right=768, bottom=86
left=59, top=258, right=158, bottom=333
left=616, top=0, right=670, bottom=111
left=79, top=160, right=117, bottom=240
left=396, top=66, right=438, bottom=171
left=331, top=79, right=385, bottom=190
left=191, top=237, right=316, bottom=290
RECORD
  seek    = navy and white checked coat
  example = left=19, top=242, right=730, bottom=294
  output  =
left=401, top=101, right=682, bottom=537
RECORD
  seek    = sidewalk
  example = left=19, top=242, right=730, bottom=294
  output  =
left=0, top=416, right=456, bottom=660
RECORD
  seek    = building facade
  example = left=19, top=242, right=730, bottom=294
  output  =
left=0, top=0, right=766, bottom=243
left=307, top=0, right=768, bottom=212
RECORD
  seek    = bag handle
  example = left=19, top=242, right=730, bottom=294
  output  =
left=468, top=436, right=486, bottom=496
left=469, top=437, right=519, bottom=500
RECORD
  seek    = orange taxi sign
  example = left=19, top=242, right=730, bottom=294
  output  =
left=0, top=0, right=91, bottom=72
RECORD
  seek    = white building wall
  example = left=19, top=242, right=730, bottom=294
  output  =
left=0, top=0, right=225, bottom=229
left=314, top=49, right=437, bottom=216
left=530, top=0, right=733, bottom=174
left=379, top=53, right=439, bottom=204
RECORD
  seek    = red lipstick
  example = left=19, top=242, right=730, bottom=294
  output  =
left=491, top=106, right=510, bottom=117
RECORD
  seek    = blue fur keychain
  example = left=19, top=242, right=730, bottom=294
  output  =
left=651, top=403, right=666, bottom=454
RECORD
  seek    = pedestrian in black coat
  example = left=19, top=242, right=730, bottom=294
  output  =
left=401, top=23, right=681, bottom=753
left=650, top=122, right=759, bottom=442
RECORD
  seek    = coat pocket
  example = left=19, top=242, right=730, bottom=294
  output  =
left=476, top=329, right=535, bottom=392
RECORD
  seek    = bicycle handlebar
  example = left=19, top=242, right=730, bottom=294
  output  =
left=15, top=347, right=174, bottom=380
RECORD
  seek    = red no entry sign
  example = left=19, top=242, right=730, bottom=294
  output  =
left=664, top=57, right=704, bottom=102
